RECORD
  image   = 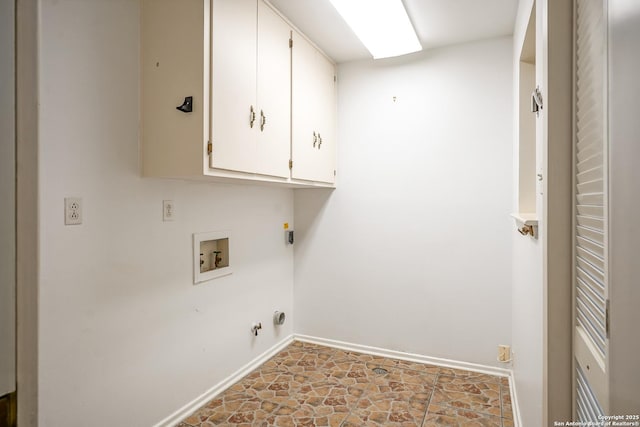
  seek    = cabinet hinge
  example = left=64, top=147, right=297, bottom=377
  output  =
left=532, top=86, right=543, bottom=116
left=207, top=141, right=212, bottom=155
left=289, top=38, right=293, bottom=48
left=605, top=299, right=610, bottom=338
left=289, top=160, right=293, bottom=170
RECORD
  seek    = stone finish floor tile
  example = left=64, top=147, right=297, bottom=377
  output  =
left=423, top=403, right=503, bottom=427
left=500, top=385, right=513, bottom=420
left=431, top=379, right=502, bottom=418
left=177, top=341, right=515, bottom=426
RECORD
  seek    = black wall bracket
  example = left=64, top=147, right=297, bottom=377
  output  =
left=176, top=96, right=193, bottom=113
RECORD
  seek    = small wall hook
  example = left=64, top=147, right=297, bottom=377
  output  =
left=518, top=225, right=535, bottom=237
left=176, top=96, right=193, bottom=113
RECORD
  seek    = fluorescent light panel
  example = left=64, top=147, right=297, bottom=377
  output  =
left=328, top=0, right=422, bottom=59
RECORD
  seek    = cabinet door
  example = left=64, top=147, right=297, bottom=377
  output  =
left=314, top=53, right=337, bottom=184
left=211, top=0, right=257, bottom=173
left=291, top=32, right=336, bottom=183
left=255, top=1, right=291, bottom=178
left=142, top=0, right=207, bottom=177
left=291, top=31, right=323, bottom=182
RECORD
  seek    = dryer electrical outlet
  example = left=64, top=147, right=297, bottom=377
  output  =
left=498, top=345, right=511, bottom=362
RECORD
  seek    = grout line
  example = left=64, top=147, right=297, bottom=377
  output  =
left=426, top=367, right=507, bottom=423
left=320, top=348, right=358, bottom=427
left=330, top=348, right=369, bottom=427
left=500, top=382, right=505, bottom=419
left=420, top=370, right=439, bottom=427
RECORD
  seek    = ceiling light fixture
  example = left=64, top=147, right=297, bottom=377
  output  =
left=328, top=0, right=422, bottom=59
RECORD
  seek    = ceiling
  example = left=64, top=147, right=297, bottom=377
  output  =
left=269, top=0, right=519, bottom=63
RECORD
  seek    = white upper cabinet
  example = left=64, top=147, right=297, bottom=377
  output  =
left=210, top=0, right=258, bottom=175
left=141, top=0, right=336, bottom=187
left=254, top=1, right=292, bottom=178
left=211, top=0, right=291, bottom=178
left=291, top=30, right=337, bottom=184
left=141, top=0, right=208, bottom=179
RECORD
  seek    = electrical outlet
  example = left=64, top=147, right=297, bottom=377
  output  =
left=498, top=345, right=511, bottom=362
left=64, top=197, right=82, bottom=225
left=163, top=200, right=175, bottom=221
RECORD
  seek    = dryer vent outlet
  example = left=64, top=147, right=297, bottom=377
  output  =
left=274, top=311, right=286, bottom=326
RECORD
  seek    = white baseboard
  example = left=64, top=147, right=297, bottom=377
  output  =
left=295, top=334, right=512, bottom=377
left=152, top=335, right=294, bottom=427
left=508, top=372, right=523, bottom=427
left=153, top=333, right=521, bottom=427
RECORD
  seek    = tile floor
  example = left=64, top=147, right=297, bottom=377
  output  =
left=177, top=341, right=514, bottom=427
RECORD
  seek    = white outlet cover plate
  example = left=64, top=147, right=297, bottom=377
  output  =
left=64, top=197, right=82, bottom=225
left=498, top=345, right=511, bottom=362
left=163, top=200, right=175, bottom=221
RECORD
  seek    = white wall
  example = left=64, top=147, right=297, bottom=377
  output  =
left=294, top=37, right=513, bottom=367
left=0, top=0, right=16, bottom=398
left=608, top=0, right=640, bottom=413
left=511, top=1, right=544, bottom=426
left=38, top=1, right=294, bottom=425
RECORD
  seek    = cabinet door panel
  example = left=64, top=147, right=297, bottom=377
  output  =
left=315, top=53, right=337, bottom=183
left=291, top=31, right=320, bottom=181
left=142, top=0, right=206, bottom=177
left=211, top=0, right=257, bottom=173
left=291, top=32, right=336, bottom=183
left=255, top=1, right=291, bottom=178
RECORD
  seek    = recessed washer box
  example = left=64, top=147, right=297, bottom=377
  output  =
left=193, top=231, right=232, bottom=284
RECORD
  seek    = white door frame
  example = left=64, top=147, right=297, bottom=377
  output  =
left=0, top=0, right=17, bottom=401
left=16, top=0, right=40, bottom=425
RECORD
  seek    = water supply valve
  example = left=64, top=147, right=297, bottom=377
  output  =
left=251, top=322, right=262, bottom=337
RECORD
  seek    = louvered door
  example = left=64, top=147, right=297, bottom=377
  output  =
left=574, top=0, right=609, bottom=418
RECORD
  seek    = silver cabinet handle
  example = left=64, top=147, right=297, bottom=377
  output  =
left=260, top=110, right=266, bottom=131
left=313, top=131, right=317, bottom=147
left=318, top=133, right=322, bottom=149
left=249, top=105, right=256, bottom=128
